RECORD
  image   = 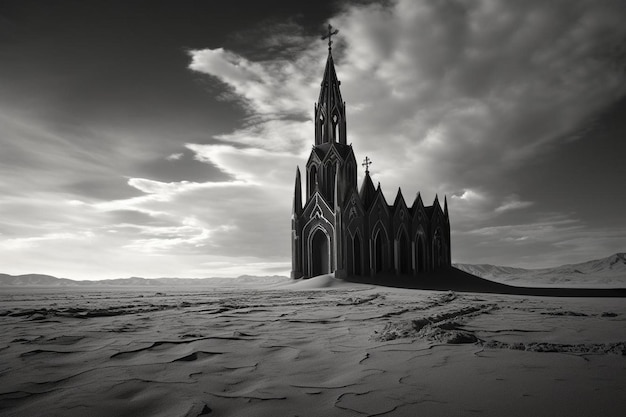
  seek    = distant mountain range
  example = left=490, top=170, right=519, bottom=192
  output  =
left=0, top=274, right=288, bottom=287
left=454, top=253, right=626, bottom=287
left=1, top=253, right=624, bottom=287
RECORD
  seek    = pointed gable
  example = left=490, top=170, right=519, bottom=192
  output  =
left=359, top=172, right=376, bottom=210
left=411, top=192, right=426, bottom=221
left=393, top=187, right=410, bottom=220
left=302, top=188, right=334, bottom=222
left=306, top=147, right=323, bottom=167
left=429, top=194, right=446, bottom=229
left=369, top=183, right=389, bottom=215
left=392, top=188, right=410, bottom=239
left=343, top=188, right=366, bottom=226
left=393, top=188, right=407, bottom=211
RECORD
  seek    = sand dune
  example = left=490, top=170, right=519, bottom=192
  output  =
left=0, top=277, right=625, bottom=416
left=455, top=253, right=626, bottom=288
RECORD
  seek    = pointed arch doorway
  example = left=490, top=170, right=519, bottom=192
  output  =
left=311, top=229, right=330, bottom=276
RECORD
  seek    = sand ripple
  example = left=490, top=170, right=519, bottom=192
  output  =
left=0, top=286, right=625, bottom=416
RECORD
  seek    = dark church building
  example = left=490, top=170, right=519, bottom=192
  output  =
left=291, top=31, right=451, bottom=279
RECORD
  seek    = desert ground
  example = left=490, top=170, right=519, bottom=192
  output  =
left=1, top=275, right=625, bottom=416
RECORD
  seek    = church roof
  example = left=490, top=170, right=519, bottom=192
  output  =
left=313, top=142, right=352, bottom=161
left=393, top=187, right=407, bottom=209
left=359, top=172, right=377, bottom=210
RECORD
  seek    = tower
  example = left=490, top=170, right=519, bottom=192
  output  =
left=291, top=25, right=451, bottom=280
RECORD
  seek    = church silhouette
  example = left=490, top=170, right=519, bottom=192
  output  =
left=291, top=26, right=451, bottom=279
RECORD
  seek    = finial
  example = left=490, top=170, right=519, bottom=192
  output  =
left=362, top=156, right=372, bottom=174
left=321, top=24, right=339, bottom=52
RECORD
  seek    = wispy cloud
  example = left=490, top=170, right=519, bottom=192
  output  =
left=495, top=195, right=534, bottom=213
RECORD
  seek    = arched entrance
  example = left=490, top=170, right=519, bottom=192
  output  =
left=311, top=229, right=330, bottom=276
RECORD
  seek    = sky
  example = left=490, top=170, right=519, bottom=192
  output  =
left=1, top=0, right=625, bottom=280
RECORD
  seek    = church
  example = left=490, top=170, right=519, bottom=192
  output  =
left=291, top=27, right=451, bottom=279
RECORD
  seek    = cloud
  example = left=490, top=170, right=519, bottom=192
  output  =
left=188, top=47, right=319, bottom=122
left=2, top=0, right=625, bottom=279
left=495, top=195, right=534, bottom=213
left=186, top=0, right=626, bottom=268
left=0, top=231, right=95, bottom=250
left=189, top=0, right=626, bottom=193
left=454, top=213, right=626, bottom=268
left=166, top=152, right=183, bottom=160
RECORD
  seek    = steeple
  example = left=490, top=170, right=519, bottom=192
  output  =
left=315, top=25, right=347, bottom=146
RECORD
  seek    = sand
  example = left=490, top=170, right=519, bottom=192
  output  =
left=1, top=275, right=625, bottom=416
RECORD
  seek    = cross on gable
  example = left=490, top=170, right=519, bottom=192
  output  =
left=362, top=156, right=372, bottom=174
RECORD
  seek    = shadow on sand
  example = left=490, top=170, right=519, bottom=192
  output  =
left=345, top=267, right=626, bottom=297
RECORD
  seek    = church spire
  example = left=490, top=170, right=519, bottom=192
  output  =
left=315, top=24, right=346, bottom=146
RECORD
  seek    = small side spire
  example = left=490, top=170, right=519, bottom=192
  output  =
left=444, top=195, right=449, bottom=217
left=293, top=167, right=302, bottom=216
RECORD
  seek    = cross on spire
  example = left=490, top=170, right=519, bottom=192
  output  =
left=321, top=24, right=339, bottom=52
left=362, top=156, right=372, bottom=174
